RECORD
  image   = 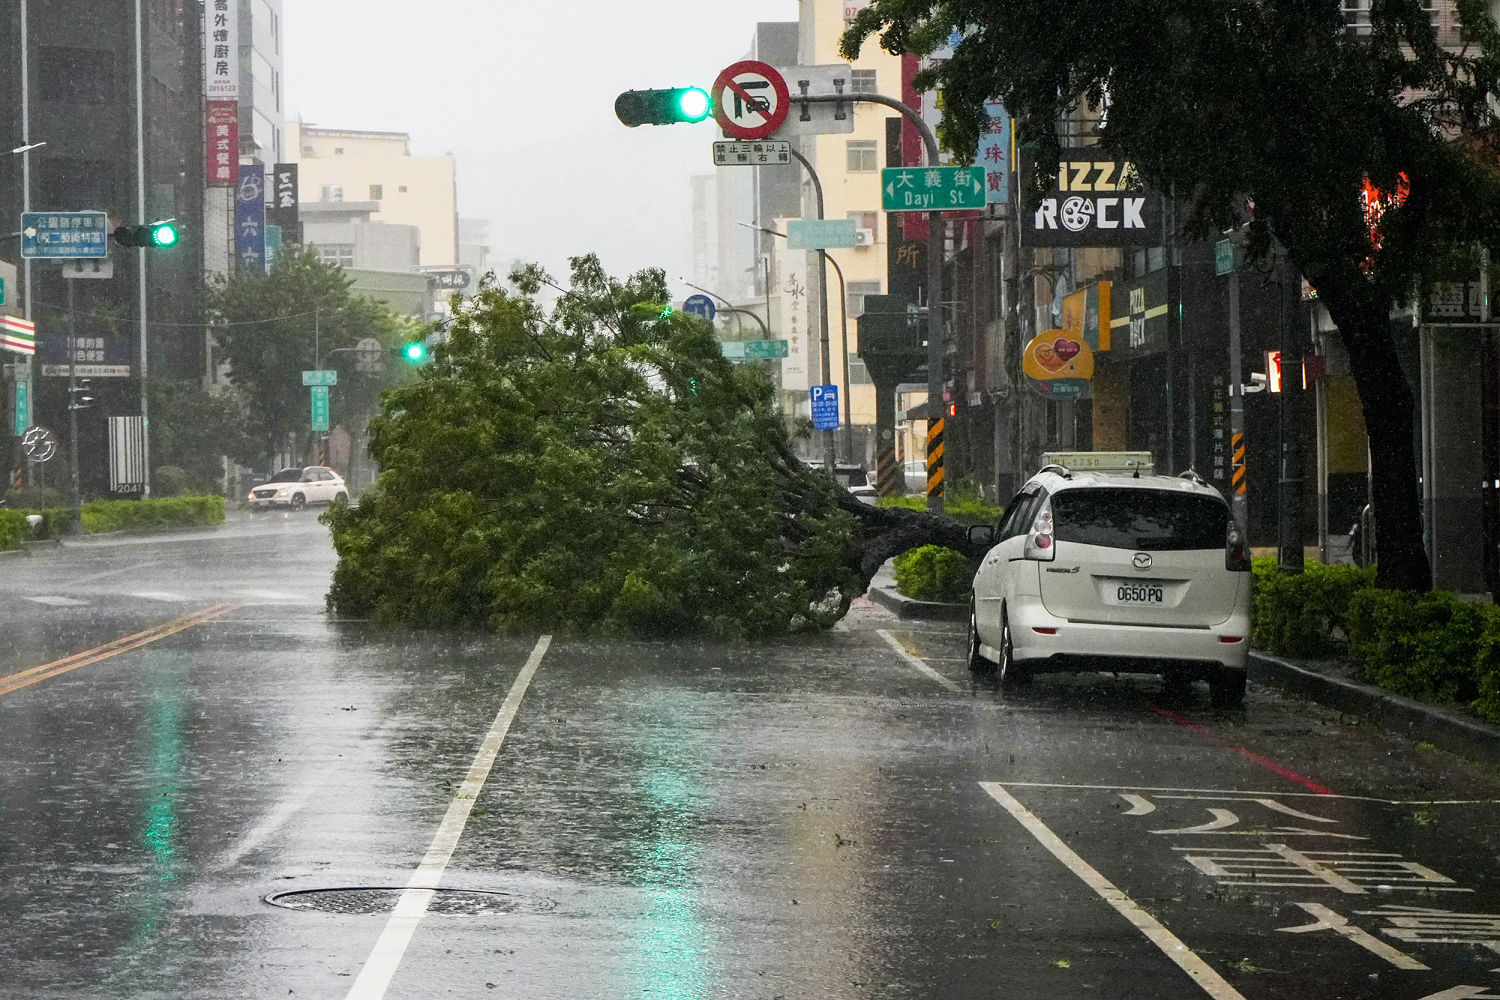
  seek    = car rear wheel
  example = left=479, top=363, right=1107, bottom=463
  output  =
left=332, top=491, right=349, bottom=506
left=996, top=608, right=1029, bottom=689
left=1209, top=669, right=1247, bottom=708
left=290, top=493, right=306, bottom=510
left=967, top=599, right=994, bottom=674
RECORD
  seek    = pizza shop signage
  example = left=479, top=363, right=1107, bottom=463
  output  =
left=1022, top=147, right=1162, bottom=248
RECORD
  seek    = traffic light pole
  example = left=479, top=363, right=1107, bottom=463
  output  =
left=792, top=93, right=945, bottom=512
left=785, top=147, right=837, bottom=473
left=66, top=277, right=82, bottom=533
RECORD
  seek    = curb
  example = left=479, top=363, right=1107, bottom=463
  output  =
left=866, top=586, right=968, bottom=622
left=1249, top=651, right=1500, bottom=769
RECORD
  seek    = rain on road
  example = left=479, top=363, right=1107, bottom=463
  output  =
left=1, top=512, right=1498, bottom=999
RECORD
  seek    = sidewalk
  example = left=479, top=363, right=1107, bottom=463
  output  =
left=865, top=576, right=1500, bottom=768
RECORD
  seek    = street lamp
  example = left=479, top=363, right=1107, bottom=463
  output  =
left=675, top=278, right=772, bottom=337
left=740, top=222, right=854, bottom=462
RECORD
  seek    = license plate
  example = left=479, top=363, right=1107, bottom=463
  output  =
left=1115, top=583, right=1164, bottom=605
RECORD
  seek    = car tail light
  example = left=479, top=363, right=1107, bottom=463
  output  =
left=1226, top=519, right=1250, bottom=572
left=1023, top=499, right=1056, bottom=562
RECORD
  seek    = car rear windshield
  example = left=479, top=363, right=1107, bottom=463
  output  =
left=1051, top=488, right=1228, bottom=551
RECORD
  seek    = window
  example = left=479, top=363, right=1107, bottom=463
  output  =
left=846, top=139, right=878, bottom=172
left=846, top=279, right=883, bottom=318
left=369, top=184, right=383, bottom=200
left=398, top=185, right=408, bottom=193
left=1051, top=489, right=1230, bottom=551
left=851, top=69, right=878, bottom=94
left=39, top=47, right=115, bottom=104
left=321, top=185, right=343, bottom=202
left=849, top=357, right=873, bottom=385
left=314, top=243, right=355, bottom=268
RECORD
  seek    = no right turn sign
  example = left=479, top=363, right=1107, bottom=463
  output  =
left=712, top=60, right=790, bottom=141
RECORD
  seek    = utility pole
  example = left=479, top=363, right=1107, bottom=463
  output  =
left=785, top=147, right=837, bottom=473
left=1277, top=259, right=1304, bottom=572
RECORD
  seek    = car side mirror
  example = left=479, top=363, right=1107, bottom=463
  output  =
left=967, top=524, right=996, bottom=548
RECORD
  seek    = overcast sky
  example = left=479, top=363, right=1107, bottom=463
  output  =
left=283, top=0, right=801, bottom=297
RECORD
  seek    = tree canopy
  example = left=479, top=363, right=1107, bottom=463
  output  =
left=324, top=256, right=971, bottom=636
left=206, top=249, right=416, bottom=466
left=844, top=0, right=1500, bottom=591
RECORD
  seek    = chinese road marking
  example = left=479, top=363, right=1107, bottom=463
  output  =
left=345, top=635, right=552, bottom=1000
left=980, top=781, right=1249, bottom=1000
left=877, top=629, right=961, bottom=691
left=1358, top=905, right=1500, bottom=959
left=1176, top=844, right=1467, bottom=894
left=1277, top=901, right=1429, bottom=969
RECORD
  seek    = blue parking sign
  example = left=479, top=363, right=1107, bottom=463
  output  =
left=811, top=383, right=840, bottom=430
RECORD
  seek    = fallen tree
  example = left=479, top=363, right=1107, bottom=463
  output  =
left=325, top=256, right=979, bottom=636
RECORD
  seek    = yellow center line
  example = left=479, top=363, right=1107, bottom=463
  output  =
left=0, top=601, right=240, bottom=697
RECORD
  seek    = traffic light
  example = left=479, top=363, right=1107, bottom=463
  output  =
left=402, top=340, right=428, bottom=364
left=614, top=87, right=712, bottom=127
left=112, top=220, right=179, bottom=248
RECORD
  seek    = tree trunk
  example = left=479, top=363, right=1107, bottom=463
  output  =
left=1315, top=284, right=1432, bottom=591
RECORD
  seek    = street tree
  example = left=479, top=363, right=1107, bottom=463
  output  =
left=324, top=255, right=973, bottom=635
left=844, top=0, right=1500, bottom=591
left=206, top=249, right=416, bottom=467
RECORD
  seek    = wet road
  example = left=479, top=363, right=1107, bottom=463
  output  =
left=2, top=511, right=1499, bottom=999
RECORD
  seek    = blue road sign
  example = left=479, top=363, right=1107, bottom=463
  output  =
left=683, top=293, right=716, bottom=321
left=21, top=211, right=109, bottom=259
left=811, top=383, right=840, bottom=430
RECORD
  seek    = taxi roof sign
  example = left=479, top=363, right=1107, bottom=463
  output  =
left=1039, top=451, right=1156, bottom=476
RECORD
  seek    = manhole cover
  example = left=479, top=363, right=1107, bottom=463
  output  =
left=264, top=887, right=555, bottom=916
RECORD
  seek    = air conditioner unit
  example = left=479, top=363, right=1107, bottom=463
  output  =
left=854, top=228, right=875, bottom=247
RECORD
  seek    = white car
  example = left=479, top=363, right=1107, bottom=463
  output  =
left=246, top=466, right=349, bottom=511
left=964, top=463, right=1252, bottom=705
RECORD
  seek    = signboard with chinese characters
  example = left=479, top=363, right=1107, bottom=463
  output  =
left=1421, top=279, right=1485, bottom=324
left=204, top=0, right=239, bottom=100
left=268, top=163, right=299, bottom=238
left=881, top=166, right=986, bottom=212
left=776, top=229, right=812, bottom=391
left=39, top=331, right=131, bottom=376
left=21, top=211, right=109, bottom=259
left=1021, top=148, right=1162, bottom=248
left=721, top=339, right=789, bottom=359
left=206, top=100, right=238, bottom=186
left=977, top=99, right=1012, bottom=205
left=235, top=165, right=266, bottom=276
left=310, top=385, right=330, bottom=432
left=712, top=140, right=791, bottom=166
left=811, top=383, right=840, bottom=430
left=13, top=380, right=28, bottom=436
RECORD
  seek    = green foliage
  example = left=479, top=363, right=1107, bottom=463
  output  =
left=149, top=379, right=257, bottom=489
left=0, top=510, right=34, bottom=550
left=325, top=256, right=867, bottom=637
left=1345, top=589, right=1497, bottom=706
left=1250, top=557, right=1375, bottom=657
left=80, top=496, right=225, bottom=534
left=892, top=545, right=977, bottom=603
left=880, top=483, right=1003, bottom=524
left=5, top=485, right=64, bottom=510
left=206, top=248, right=417, bottom=465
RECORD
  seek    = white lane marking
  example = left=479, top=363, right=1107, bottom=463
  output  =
left=999, top=781, right=1500, bottom=805
left=211, top=786, right=316, bottom=871
left=345, top=635, right=552, bottom=1000
left=132, top=592, right=192, bottom=602
left=1118, top=793, right=1156, bottom=816
left=27, top=596, right=89, bottom=607
left=877, top=629, right=960, bottom=691
left=63, top=561, right=161, bottom=586
left=980, top=781, right=1248, bottom=1000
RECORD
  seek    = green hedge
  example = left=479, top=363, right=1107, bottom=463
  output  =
left=0, top=507, right=68, bottom=549
left=81, top=496, right=225, bottom=533
left=893, top=544, right=978, bottom=603
left=1254, top=559, right=1500, bottom=725
left=879, top=484, right=1004, bottom=524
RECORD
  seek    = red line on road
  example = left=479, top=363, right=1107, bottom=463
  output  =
left=1147, top=703, right=1335, bottom=795
left=723, top=77, right=769, bottom=121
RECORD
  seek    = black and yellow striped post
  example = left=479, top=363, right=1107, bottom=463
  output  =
left=926, top=415, right=945, bottom=506
left=875, top=446, right=900, bottom=497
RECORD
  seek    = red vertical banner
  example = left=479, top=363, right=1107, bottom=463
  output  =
left=206, top=100, right=239, bottom=186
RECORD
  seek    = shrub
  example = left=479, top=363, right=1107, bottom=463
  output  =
left=0, top=507, right=68, bottom=548
left=80, top=495, right=225, bottom=534
left=6, top=485, right=65, bottom=510
left=153, top=465, right=207, bottom=498
left=1250, top=558, right=1375, bottom=657
left=1345, top=589, right=1497, bottom=705
left=893, top=544, right=977, bottom=603
left=879, top=484, right=1003, bottom=525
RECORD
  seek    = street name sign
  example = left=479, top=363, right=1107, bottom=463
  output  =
left=811, top=383, right=840, bottom=430
left=881, top=166, right=987, bottom=212
left=1215, top=239, right=1235, bottom=277
left=422, top=269, right=472, bottom=290
left=12, top=380, right=27, bottom=437
left=302, top=369, right=337, bottom=387
left=310, top=385, right=330, bottom=432
left=712, top=140, right=792, bottom=166
left=712, top=60, right=790, bottom=141
left=21, top=211, right=110, bottom=259
left=776, top=64, right=857, bottom=137
left=787, top=219, right=858, bottom=250
left=720, top=339, right=789, bottom=360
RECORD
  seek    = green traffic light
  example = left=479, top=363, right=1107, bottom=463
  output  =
left=403, top=341, right=427, bottom=363
left=675, top=87, right=710, bottom=122
left=151, top=223, right=178, bottom=248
